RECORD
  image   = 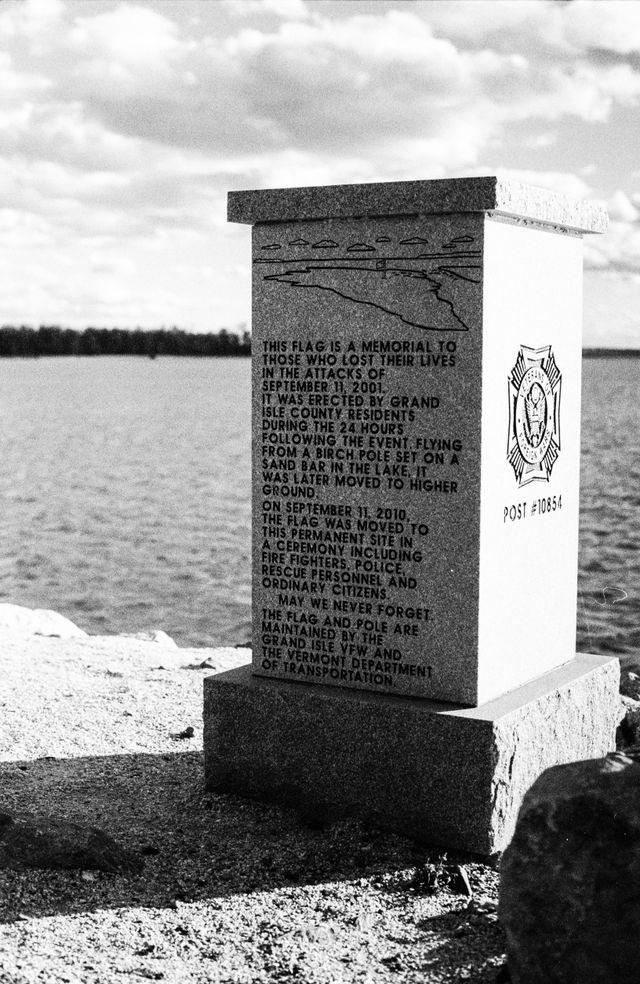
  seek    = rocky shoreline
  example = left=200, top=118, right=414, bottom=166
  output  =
left=1, top=603, right=636, bottom=983
left=0, top=605, right=507, bottom=984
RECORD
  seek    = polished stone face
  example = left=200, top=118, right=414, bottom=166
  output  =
left=251, top=208, right=587, bottom=705
left=252, top=211, right=484, bottom=703
left=239, top=178, right=597, bottom=706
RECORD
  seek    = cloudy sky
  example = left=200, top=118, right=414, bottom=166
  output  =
left=1, top=0, right=639, bottom=346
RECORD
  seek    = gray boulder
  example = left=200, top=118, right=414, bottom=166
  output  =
left=0, top=603, right=86, bottom=638
left=618, top=695, right=640, bottom=747
left=499, top=749, right=640, bottom=984
left=620, top=661, right=640, bottom=700
left=0, top=812, right=142, bottom=873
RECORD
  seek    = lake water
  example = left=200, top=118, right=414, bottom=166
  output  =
left=0, top=356, right=637, bottom=659
left=579, top=358, right=640, bottom=659
left=0, top=358, right=251, bottom=647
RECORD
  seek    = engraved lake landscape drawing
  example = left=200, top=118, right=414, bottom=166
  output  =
left=255, top=231, right=481, bottom=332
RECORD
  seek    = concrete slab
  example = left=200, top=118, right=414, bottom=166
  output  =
left=203, top=652, right=620, bottom=855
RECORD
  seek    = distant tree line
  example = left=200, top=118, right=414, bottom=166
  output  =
left=582, top=348, right=640, bottom=358
left=0, top=325, right=251, bottom=358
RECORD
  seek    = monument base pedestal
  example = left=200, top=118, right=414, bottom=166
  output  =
left=203, top=654, right=620, bottom=855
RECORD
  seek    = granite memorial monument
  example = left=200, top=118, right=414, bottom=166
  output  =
left=203, top=177, right=620, bottom=853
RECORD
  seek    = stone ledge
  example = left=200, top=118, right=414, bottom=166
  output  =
left=203, top=654, right=620, bottom=855
left=228, top=176, right=608, bottom=233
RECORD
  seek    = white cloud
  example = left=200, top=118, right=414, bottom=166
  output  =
left=583, top=270, right=640, bottom=347
left=0, top=0, right=638, bottom=335
left=564, top=0, right=640, bottom=56
left=523, top=131, right=558, bottom=149
left=0, top=0, right=65, bottom=42
left=4, top=3, right=636, bottom=174
left=69, top=4, right=180, bottom=66
left=492, top=168, right=593, bottom=199
left=89, top=252, right=136, bottom=277
left=3, top=2, right=639, bottom=192
left=576, top=187, right=640, bottom=283
left=223, top=0, right=309, bottom=19
left=419, top=0, right=640, bottom=56
left=415, top=0, right=560, bottom=47
left=608, top=190, right=639, bottom=224
left=586, top=219, right=640, bottom=275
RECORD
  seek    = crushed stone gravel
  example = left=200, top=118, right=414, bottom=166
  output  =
left=0, top=632, right=506, bottom=983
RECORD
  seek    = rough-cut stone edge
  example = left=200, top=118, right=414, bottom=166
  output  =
left=228, top=176, right=608, bottom=233
left=203, top=654, right=620, bottom=855
left=488, top=655, right=621, bottom=853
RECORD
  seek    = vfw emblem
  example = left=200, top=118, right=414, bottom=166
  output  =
left=507, top=345, right=561, bottom=487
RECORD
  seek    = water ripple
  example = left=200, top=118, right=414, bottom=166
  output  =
left=0, top=358, right=251, bottom=647
left=0, top=356, right=637, bottom=660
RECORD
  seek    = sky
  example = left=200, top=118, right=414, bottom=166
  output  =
left=1, top=0, right=639, bottom=347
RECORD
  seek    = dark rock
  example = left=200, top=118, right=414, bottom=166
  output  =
left=499, top=750, right=640, bottom=983
left=135, top=944, right=155, bottom=956
left=380, top=955, right=403, bottom=971
left=619, top=661, right=640, bottom=700
left=170, top=726, right=194, bottom=741
left=0, top=811, right=143, bottom=873
left=618, top=695, right=640, bottom=747
left=405, top=863, right=442, bottom=894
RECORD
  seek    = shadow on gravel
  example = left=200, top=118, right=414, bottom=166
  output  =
left=0, top=751, right=485, bottom=924
left=413, top=908, right=507, bottom=983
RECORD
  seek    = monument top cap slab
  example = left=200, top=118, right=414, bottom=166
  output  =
left=228, top=175, right=607, bottom=234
